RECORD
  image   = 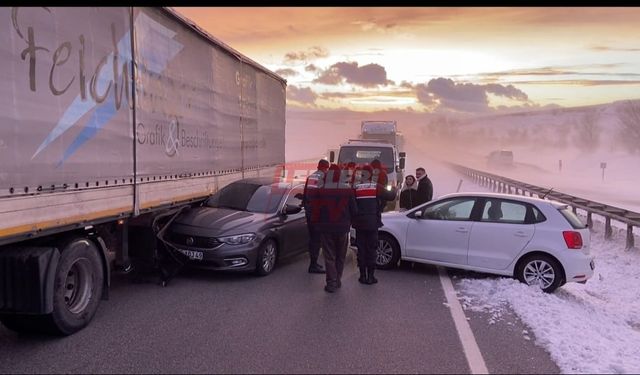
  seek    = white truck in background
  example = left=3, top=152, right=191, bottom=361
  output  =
left=360, top=120, right=404, bottom=152
left=0, top=7, right=286, bottom=335
left=329, top=138, right=406, bottom=211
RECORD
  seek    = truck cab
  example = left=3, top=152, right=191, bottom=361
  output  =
left=330, top=139, right=406, bottom=210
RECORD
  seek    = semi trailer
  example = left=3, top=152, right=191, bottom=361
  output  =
left=0, top=7, right=286, bottom=335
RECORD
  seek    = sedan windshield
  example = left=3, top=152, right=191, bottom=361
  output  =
left=206, top=184, right=287, bottom=213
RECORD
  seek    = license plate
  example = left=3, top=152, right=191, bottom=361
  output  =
left=179, top=249, right=203, bottom=261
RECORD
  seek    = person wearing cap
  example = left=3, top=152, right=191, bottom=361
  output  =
left=301, top=159, right=330, bottom=274
left=352, top=164, right=397, bottom=285
left=311, top=164, right=357, bottom=293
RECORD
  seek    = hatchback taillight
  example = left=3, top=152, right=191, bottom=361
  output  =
left=563, top=231, right=583, bottom=249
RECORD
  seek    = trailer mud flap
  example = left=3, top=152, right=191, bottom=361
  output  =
left=0, top=246, right=59, bottom=314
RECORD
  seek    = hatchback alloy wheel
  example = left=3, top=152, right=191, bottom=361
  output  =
left=516, top=254, right=564, bottom=293
left=375, top=233, right=400, bottom=270
left=523, top=259, right=555, bottom=289
left=377, top=239, right=394, bottom=267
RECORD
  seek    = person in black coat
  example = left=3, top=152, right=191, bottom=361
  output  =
left=301, top=159, right=330, bottom=274
left=415, top=167, right=433, bottom=206
left=352, top=164, right=397, bottom=285
left=399, top=174, right=419, bottom=211
left=307, top=164, right=357, bottom=293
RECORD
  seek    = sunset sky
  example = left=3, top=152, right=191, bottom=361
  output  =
left=173, top=7, right=640, bottom=114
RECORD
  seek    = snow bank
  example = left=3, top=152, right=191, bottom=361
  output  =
left=457, top=217, right=640, bottom=374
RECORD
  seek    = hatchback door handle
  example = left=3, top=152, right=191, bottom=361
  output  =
left=455, top=227, right=468, bottom=233
left=514, top=231, right=528, bottom=237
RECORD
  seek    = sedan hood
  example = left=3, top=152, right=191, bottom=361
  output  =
left=173, top=207, right=268, bottom=234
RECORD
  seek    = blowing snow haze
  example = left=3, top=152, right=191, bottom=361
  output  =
left=174, top=7, right=640, bottom=212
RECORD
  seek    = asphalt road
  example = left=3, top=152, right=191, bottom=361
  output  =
left=0, top=251, right=559, bottom=374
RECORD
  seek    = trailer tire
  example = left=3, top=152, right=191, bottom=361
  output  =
left=45, top=238, right=104, bottom=335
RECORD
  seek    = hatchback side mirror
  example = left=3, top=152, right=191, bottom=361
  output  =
left=413, top=210, right=423, bottom=219
left=282, top=204, right=302, bottom=215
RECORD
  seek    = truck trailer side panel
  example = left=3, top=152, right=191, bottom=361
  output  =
left=132, top=8, right=285, bottom=210
left=0, top=7, right=286, bottom=242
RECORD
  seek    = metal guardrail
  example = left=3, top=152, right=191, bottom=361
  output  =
left=447, top=162, right=640, bottom=249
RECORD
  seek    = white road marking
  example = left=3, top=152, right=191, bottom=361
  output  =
left=438, top=266, right=489, bottom=374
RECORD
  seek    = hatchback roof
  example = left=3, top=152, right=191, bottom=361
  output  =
left=438, top=191, right=560, bottom=207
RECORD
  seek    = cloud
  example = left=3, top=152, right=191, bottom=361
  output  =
left=484, top=83, right=528, bottom=100
left=286, top=85, right=318, bottom=106
left=305, top=64, right=319, bottom=72
left=313, top=61, right=394, bottom=87
left=415, top=78, right=529, bottom=113
left=590, top=45, right=640, bottom=52
left=473, top=64, right=637, bottom=79
left=509, top=79, right=640, bottom=86
left=284, top=46, right=329, bottom=63
left=352, top=20, right=398, bottom=33
left=275, top=68, right=298, bottom=77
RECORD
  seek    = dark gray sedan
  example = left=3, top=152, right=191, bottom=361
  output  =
left=164, top=177, right=308, bottom=276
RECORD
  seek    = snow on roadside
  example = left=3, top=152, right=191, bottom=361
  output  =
left=456, top=217, right=640, bottom=374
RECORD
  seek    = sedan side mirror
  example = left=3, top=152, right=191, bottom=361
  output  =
left=282, top=204, right=302, bottom=215
left=413, top=210, right=422, bottom=219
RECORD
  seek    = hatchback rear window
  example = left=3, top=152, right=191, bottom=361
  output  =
left=558, top=206, right=587, bottom=229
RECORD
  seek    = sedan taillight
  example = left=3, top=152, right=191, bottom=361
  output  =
left=563, top=231, right=583, bottom=249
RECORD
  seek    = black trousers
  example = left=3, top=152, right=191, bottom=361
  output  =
left=320, top=232, right=348, bottom=287
left=306, top=219, right=321, bottom=264
left=356, top=229, right=378, bottom=268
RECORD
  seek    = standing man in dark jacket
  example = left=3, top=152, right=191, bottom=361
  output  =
left=352, top=164, right=397, bottom=285
left=415, top=167, right=433, bottom=206
left=308, top=164, right=357, bottom=293
left=301, top=159, right=330, bottom=274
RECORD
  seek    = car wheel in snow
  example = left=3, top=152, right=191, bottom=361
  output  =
left=516, top=254, right=564, bottom=293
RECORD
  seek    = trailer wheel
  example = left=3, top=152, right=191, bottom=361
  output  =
left=45, top=238, right=104, bottom=335
left=0, top=238, right=104, bottom=336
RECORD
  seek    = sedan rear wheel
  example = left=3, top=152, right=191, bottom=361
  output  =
left=516, top=254, right=564, bottom=293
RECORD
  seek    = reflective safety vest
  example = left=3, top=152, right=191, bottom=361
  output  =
left=353, top=182, right=381, bottom=230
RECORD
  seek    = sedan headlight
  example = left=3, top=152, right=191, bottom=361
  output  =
left=218, top=233, right=256, bottom=245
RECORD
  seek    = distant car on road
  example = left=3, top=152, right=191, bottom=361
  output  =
left=163, top=177, right=308, bottom=276
left=487, top=150, right=514, bottom=168
left=375, top=192, right=594, bottom=292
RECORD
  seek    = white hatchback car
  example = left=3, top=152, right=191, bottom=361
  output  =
left=375, top=192, right=595, bottom=292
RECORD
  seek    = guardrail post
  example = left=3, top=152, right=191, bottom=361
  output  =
left=587, top=212, right=593, bottom=231
left=627, top=225, right=635, bottom=249
left=605, top=217, right=612, bottom=239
